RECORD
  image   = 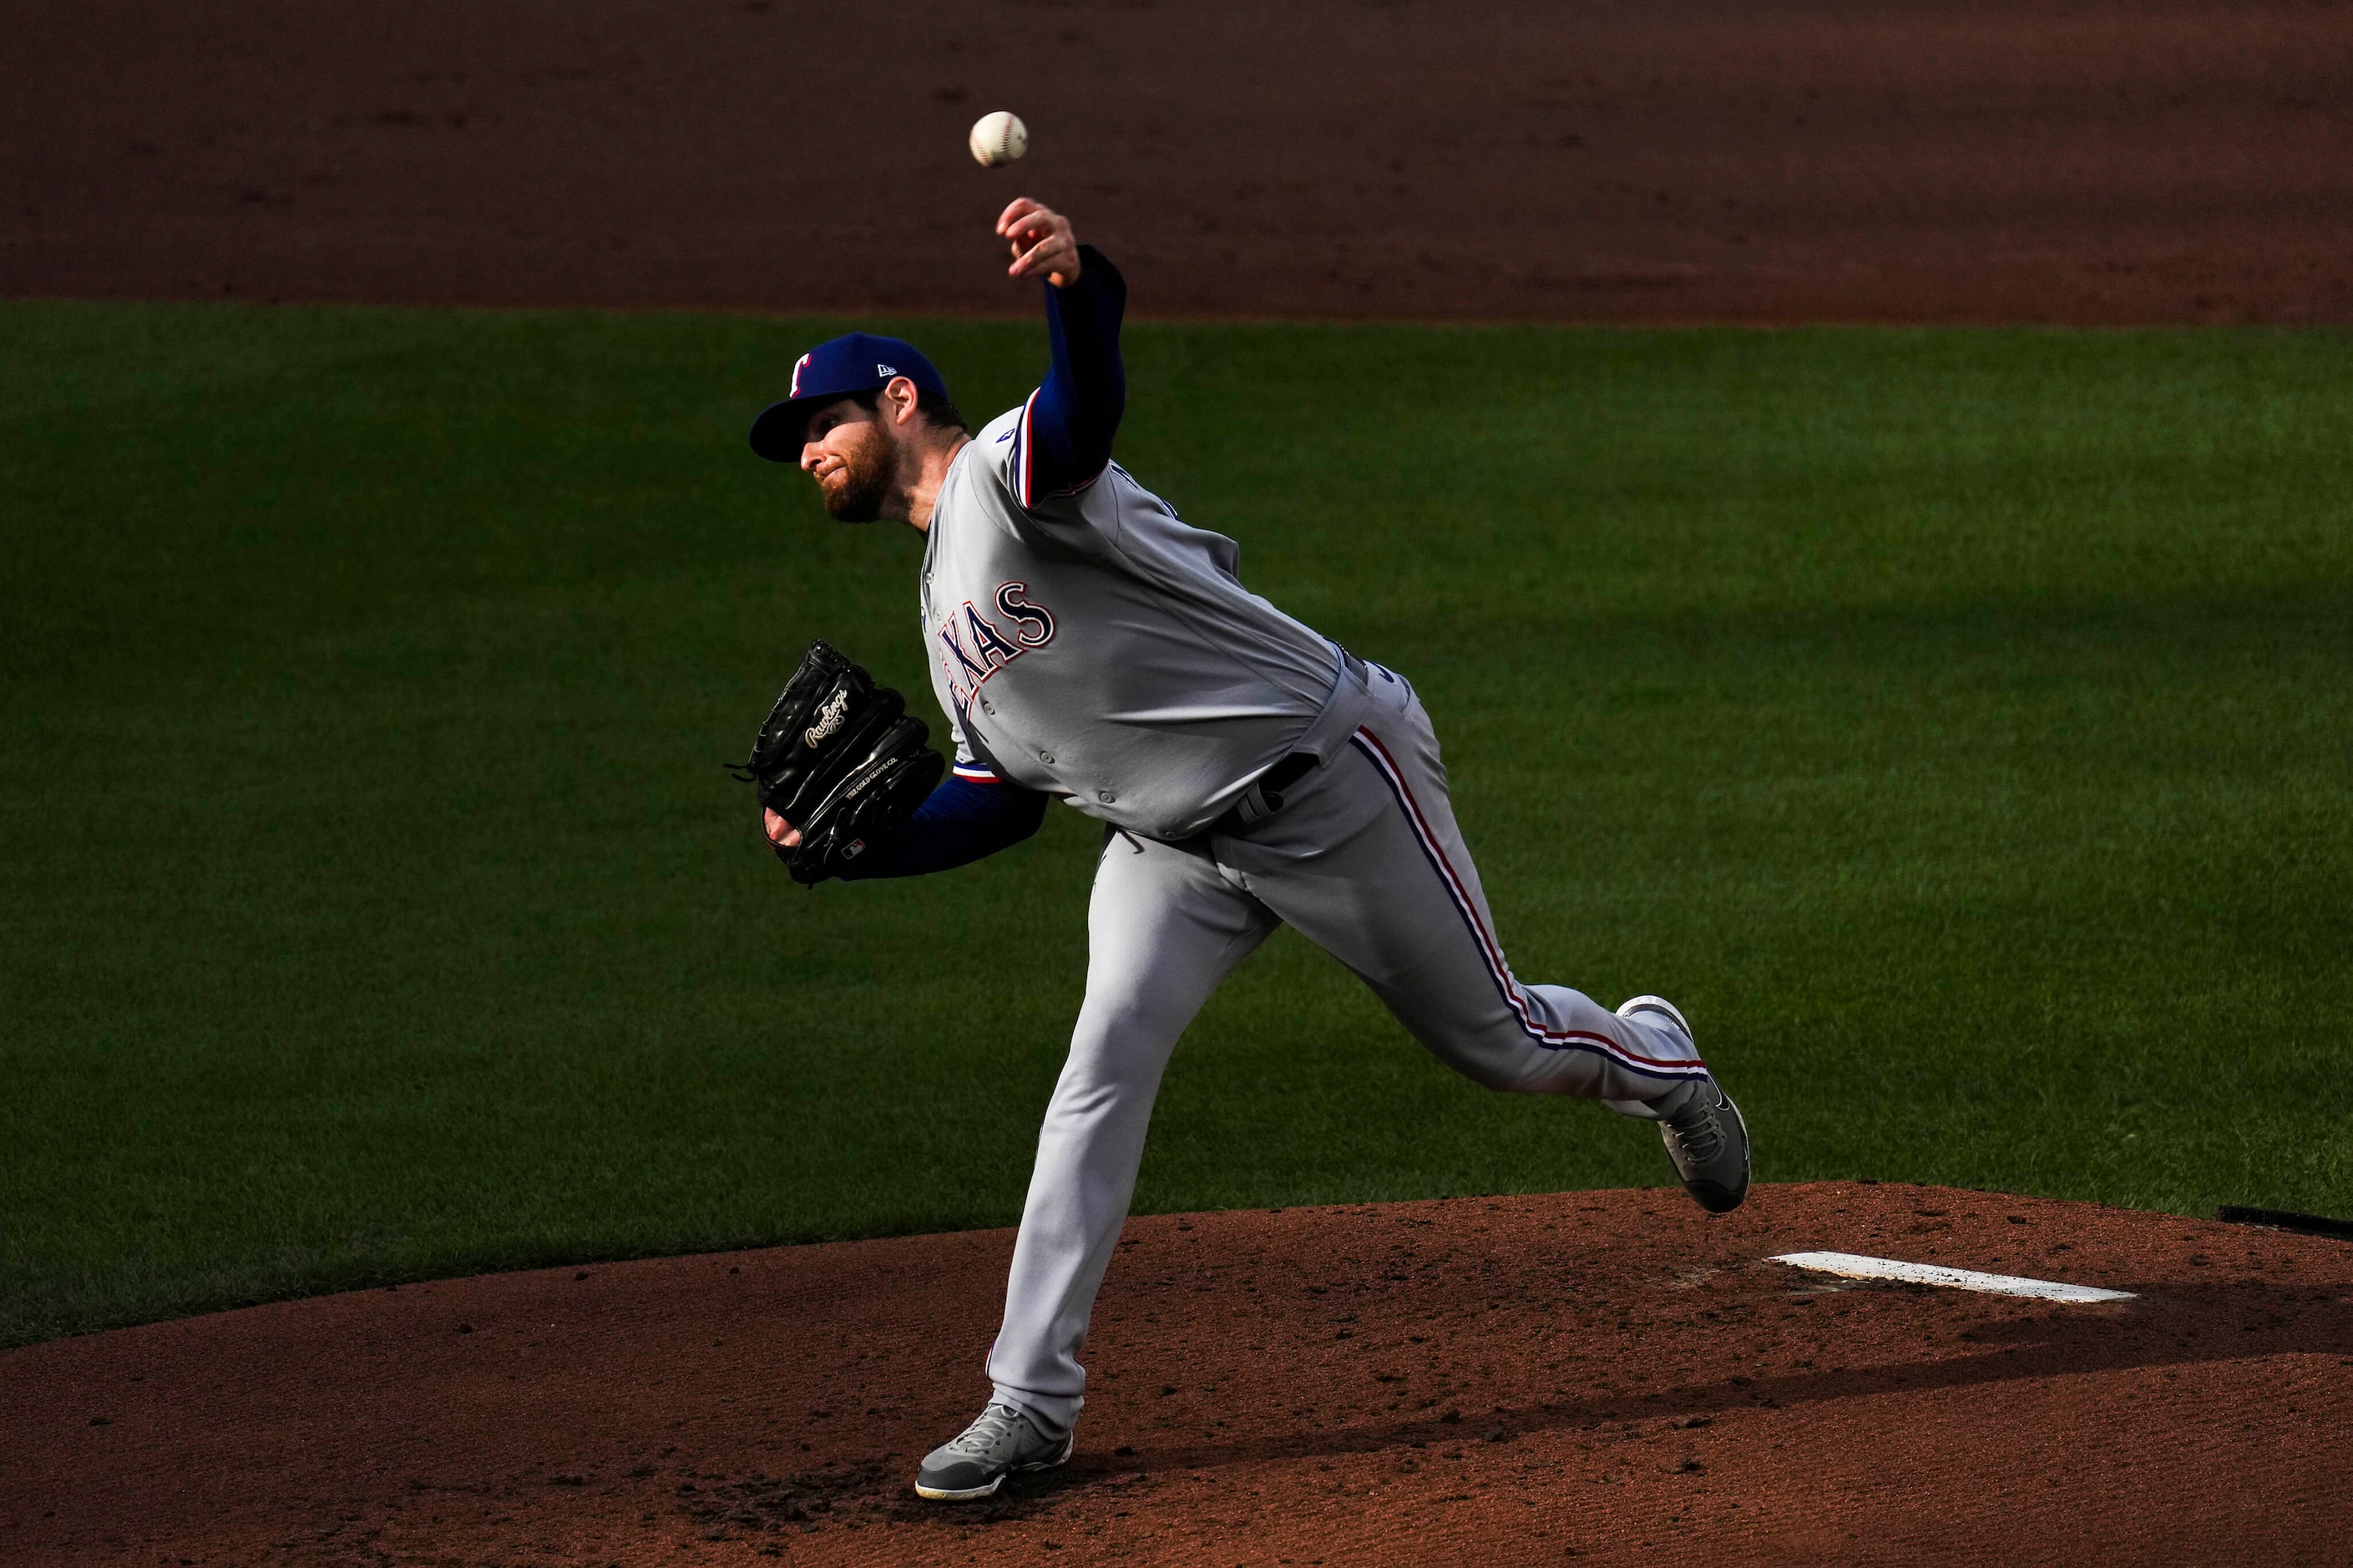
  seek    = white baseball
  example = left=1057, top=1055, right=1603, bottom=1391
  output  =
left=969, top=111, right=1029, bottom=168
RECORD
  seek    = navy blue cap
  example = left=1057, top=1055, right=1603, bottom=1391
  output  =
left=748, top=333, right=950, bottom=462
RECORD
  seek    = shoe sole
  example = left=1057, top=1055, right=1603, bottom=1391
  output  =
left=1688, top=1182, right=1748, bottom=1214
left=913, top=1433, right=1075, bottom=1502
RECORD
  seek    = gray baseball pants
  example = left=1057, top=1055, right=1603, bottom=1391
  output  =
left=985, top=661, right=1708, bottom=1431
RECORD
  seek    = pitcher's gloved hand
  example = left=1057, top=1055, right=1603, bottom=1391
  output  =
left=731, top=640, right=944, bottom=885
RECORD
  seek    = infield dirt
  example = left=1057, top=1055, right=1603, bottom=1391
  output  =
left=5, top=0, right=2350, bottom=321
left=5, top=1183, right=2347, bottom=1565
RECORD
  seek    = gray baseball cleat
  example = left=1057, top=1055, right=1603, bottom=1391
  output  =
left=1618, top=995, right=1751, bottom=1215
left=913, top=1400, right=1075, bottom=1501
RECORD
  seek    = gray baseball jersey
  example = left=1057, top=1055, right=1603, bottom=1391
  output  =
left=918, top=402, right=1348, bottom=841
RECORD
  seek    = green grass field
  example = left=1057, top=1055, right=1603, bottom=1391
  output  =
left=4, top=303, right=2349, bottom=1349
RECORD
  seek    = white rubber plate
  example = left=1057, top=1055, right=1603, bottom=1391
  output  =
left=1770, top=1251, right=2137, bottom=1302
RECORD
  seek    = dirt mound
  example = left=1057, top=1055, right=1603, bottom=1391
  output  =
left=4, top=2, right=2348, bottom=321
left=4, top=1183, right=2349, bottom=1565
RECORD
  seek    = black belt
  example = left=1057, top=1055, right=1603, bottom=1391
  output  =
left=1263, top=746, right=1323, bottom=797
left=1220, top=744, right=1323, bottom=831
left=1217, top=649, right=1369, bottom=832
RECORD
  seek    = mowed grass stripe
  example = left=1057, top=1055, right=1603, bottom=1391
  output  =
left=2, top=304, right=2347, bottom=1348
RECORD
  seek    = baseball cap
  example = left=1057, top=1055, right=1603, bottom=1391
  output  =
left=748, top=333, right=951, bottom=462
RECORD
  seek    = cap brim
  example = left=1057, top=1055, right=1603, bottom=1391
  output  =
left=749, top=397, right=827, bottom=463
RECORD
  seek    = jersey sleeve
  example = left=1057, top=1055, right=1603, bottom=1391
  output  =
left=939, top=690, right=1005, bottom=783
left=1004, top=245, right=1127, bottom=508
left=832, top=773, right=1047, bottom=880
left=829, top=665, right=1041, bottom=879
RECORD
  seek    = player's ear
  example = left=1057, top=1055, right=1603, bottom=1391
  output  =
left=883, top=376, right=922, bottom=428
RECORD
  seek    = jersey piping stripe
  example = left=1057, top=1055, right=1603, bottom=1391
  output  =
left=1014, top=390, right=1039, bottom=508
left=1009, top=390, right=1111, bottom=508
left=1347, top=726, right=1708, bottom=1080
left=952, top=763, right=1004, bottom=783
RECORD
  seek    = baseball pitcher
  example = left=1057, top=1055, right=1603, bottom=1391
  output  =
left=741, top=200, right=1750, bottom=1501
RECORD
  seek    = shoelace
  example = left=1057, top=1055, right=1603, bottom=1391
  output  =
left=945, top=1404, right=1025, bottom=1456
left=1665, top=1091, right=1726, bottom=1164
left=1629, top=1009, right=1723, bottom=1164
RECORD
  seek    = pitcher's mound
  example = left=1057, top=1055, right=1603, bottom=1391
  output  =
left=5, top=1183, right=2348, bottom=1565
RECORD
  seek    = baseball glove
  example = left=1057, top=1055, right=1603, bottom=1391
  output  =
left=732, top=640, right=944, bottom=886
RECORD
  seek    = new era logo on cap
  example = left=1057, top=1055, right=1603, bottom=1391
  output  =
left=749, top=333, right=952, bottom=462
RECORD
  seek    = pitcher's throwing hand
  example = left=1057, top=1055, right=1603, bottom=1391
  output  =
left=997, top=199, right=1082, bottom=286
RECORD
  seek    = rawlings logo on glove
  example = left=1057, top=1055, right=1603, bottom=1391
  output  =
left=732, top=640, right=945, bottom=886
left=804, top=688, right=853, bottom=747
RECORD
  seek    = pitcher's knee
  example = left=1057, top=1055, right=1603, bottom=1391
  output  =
left=1071, top=997, right=1188, bottom=1050
left=1040, top=1070, right=1158, bottom=1128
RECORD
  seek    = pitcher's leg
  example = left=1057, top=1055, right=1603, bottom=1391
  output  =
left=987, top=831, right=1276, bottom=1430
left=1221, top=695, right=1706, bottom=1104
